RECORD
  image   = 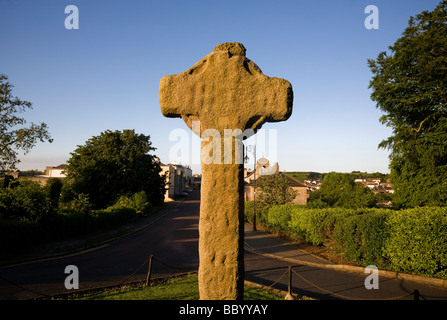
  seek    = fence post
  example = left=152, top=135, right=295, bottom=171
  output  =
left=413, top=289, right=420, bottom=300
left=146, top=254, right=153, bottom=287
left=288, top=266, right=292, bottom=295
left=285, top=266, right=294, bottom=300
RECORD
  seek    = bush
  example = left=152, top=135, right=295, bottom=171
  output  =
left=91, top=207, right=138, bottom=228
left=0, top=218, right=42, bottom=253
left=334, top=209, right=390, bottom=266
left=266, top=205, right=293, bottom=234
left=0, top=180, right=51, bottom=222
left=0, top=205, right=140, bottom=254
left=244, top=200, right=270, bottom=226
left=69, top=193, right=93, bottom=215
left=384, top=207, right=447, bottom=278
left=244, top=201, right=254, bottom=223
left=45, top=178, right=63, bottom=209
left=107, top=191, right=152, bottom=216
left=287, top=207, right=357, bottom=246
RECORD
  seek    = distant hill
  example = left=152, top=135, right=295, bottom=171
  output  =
left=284, top=172, right=323, bottom=182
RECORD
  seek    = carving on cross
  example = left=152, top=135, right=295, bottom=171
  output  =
left=159, top=42, right=293, bottom=136
left=159, top=42, right=293, bottom=300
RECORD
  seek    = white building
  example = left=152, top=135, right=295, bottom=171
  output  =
left=45, top=164, right=67, bottom=178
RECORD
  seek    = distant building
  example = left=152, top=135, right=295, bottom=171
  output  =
left=45, top=164, right=67, bottom=178
left=3, top=164, right=67, bottom=185
left=244, top=158, right=309, bottom=205
left=283, top=174, right=309, bottom=205
left=160, top=162, right=192, bottom=201
left=355, top=177, right=394, bottom=194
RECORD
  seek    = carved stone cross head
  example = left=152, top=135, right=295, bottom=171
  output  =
left=159, top=42, right=293, bottom=135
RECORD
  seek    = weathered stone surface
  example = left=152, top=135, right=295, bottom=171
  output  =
left=159, top=42, right=293, bottom=300
left=199, top=158, right=245, bottom=300
left=159, top=42, right=293, bottom=135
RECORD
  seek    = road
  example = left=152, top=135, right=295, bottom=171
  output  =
left=0, top=192, right=201, bottom=300
left=1, top=190, right=447, bottom=300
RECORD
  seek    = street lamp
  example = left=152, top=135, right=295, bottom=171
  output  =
left=244, top=145, right=256, bottom=231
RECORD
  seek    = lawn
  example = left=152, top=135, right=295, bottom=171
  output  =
left=77, top=274, right=284, bottom=300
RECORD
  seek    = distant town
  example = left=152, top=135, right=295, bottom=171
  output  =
left=3, top=160, right=393, bottom=207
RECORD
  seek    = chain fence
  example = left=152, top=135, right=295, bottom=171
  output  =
left=0, top=255, right=440, bottom=300
left=259, top=264, right=428, bottom=300
left=0, top=253, right=198, bottom=300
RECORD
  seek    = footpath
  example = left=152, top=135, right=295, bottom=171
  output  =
left=243, top=223, right=447, bottom=292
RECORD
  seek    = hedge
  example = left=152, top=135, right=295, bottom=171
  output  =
left=256, top=204, right=447, bottom=279
left=384, top=207, right=447, bottom=279
left=0, top=207, right=139, bottom=256
left=334, top=209, right=390, bottom=267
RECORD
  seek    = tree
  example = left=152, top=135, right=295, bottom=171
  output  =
left=311, top=172, right=377, bottom=208
left=64, top=129, right=165, bottom=209
left=256, top=173, right=297, bottom=211
left=0, top=74, right=52, bottom=170
left=368, top=1, right=447, bottom=208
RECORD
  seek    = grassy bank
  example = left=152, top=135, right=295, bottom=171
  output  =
left=72, top=274, right=287, bottom=300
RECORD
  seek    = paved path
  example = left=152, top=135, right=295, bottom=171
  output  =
left=244, top=224, right=447, bottom=300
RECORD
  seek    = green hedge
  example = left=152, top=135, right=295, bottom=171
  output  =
left=384, top=207, right=447, bottom=279
left=334, top=209, right=390, bottom=267
left=256, top=204, right=447, bottom=279
left=0, top=207, right=139, bottom=256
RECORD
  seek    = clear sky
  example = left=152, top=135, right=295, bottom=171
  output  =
left=0, top=0, right=441, bottom=175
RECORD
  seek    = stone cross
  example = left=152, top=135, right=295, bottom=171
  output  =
left=159, top=42, right=293, bottom=300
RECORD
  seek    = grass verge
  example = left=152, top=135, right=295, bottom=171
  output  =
left=74, top=274, right=285, bottom=300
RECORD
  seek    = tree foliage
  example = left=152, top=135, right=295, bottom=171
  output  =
left=64, top=129, right=165, bottom=209
left=256, top=173, right=297, bottom=211
left=0, top=74, right=52, bottom=170
left=368, top=1, right=447, bottom=207
left=0, top=179, right=52, bottom=222
left=309, top=172, right=377, bottom=208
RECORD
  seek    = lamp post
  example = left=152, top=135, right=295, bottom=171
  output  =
left=244, top=145, right=256, bottom=231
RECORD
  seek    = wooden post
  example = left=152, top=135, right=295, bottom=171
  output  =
left=146, top=254, right=153, bottom=287
left=285, top=266, right=294, bottom=300
left=288, top=266, right=292, bottom=296
left=414, top=289, right=420, bottom=300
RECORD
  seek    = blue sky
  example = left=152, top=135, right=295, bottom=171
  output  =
left=0, top=0, right=441, bottom=174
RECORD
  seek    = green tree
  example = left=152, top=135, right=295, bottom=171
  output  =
left=313, top=172, right=377, bottom=208
left=256, top=173, right=297, bottom=211
left=64, top=129, right=165, bottom=209
left=0, top=74, right=52, bottom=170
left=368, top=1, right=447, bottom=208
